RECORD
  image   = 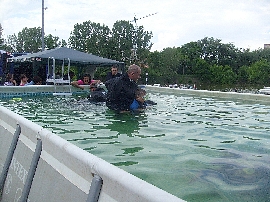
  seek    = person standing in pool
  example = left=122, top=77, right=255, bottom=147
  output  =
left=105, top=64, right=141, bottom=112
left=105, top=65, right=122, bottom=81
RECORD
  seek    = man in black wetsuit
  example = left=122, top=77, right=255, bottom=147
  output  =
left=105, top=64, right=141, bottom=112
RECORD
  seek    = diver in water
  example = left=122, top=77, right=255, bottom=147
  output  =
left=87, top=83, right=107, bottom=102
left=130, top=88, right=157, bottom=112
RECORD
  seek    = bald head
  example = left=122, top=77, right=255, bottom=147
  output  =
left=127, top=64, right=141, bottom=82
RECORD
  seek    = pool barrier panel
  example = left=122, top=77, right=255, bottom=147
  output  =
left=145, top=85, right=270, bottom=103
left=0, top=106, right=184, bottom=202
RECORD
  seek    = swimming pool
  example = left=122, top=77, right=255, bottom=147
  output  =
left=1, top=90, right=270, bottom=201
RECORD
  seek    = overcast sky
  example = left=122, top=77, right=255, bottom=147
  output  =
left=1, top=0, right=270, bottom=51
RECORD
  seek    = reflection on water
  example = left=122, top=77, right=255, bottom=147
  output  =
left=1, top=93, right=270, bottom=201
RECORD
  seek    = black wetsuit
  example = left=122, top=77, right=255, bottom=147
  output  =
left=105, top=72, right=121, bottom=81
left=88, top=87, right=107, bottom=102
left=105, top=73, right=138, bottom=112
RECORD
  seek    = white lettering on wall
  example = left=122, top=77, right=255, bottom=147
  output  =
left=14, top=188, right=31, bottom=202
left=10, top=157, right=28, bottom=184
left=14, top=188, right=22, bottom=202
left=4, top=174, right=12, bottom=194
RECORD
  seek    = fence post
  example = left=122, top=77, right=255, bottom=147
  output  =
left=0, top=124, right=21, bottom=198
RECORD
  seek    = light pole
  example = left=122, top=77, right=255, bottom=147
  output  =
left=42, top=0, right=47, bottom=51
left=130, top=12, right=157, bottom=64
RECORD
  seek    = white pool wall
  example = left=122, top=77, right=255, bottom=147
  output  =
left=0, top=106, right=184, bottom=202
left=144, top=85, right=270, bottom=104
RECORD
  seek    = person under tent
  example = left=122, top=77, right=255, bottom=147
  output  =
left=4, top=73, right=17, bottom=86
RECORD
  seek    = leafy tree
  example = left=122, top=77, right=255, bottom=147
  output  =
left=111, top=20, right=153, bottom=66
left=197, top=37, right=222, bottom=64
left=179, top=42, right=201, bottom=74
left=237, top=48, right=254, bottom=67
left=146, top=47, right=181, bottom=84
left=196, top=37, right=240, bottom=73
left=69, top=20, right=153, bottom=67
left=146, top=50, right=167, bottom=84
left=61, top=39, right=67, bottom=47
left=69, top=21, right=111, bottom=57
left=251, top=48, right=270, bottom=63
left=134, top=25, right=153, bottom=66
left=0, top=23, right=2, bottom=37
left=247, top=60, right=270, bottom=84
left=44, top=34, right=66, bottom=50
left=110, top=20, right=135, bottom=63
left=0, top=23, right=3, bottom=49
left=238, top=65, right=249, bottom=84
left=16, top=27, right=42, bottom=52
left=147, top=50, right=161, bottom=69
left=4, top=34, right=18, bottom=52
left=215, top=43, right=239, bottom=72
left=210, top=64, right=236, bottom=84
left=192, top=58, right=211, bottom=82
left=160, top=47, right=181, bottom=82
left=4, top=27, right=65, bottom=52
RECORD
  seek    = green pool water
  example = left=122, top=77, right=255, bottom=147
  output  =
left=1, top=92, right=270, bottom=202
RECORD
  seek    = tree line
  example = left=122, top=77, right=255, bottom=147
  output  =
left=146, top=39, right=270, bottom=88
left=1, top=21, right=270, bottom=88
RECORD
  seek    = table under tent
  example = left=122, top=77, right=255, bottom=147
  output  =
left=7, top=47, right=124, bottom=95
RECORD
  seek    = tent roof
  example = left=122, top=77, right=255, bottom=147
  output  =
left=8, top=47, right=124, bottom=66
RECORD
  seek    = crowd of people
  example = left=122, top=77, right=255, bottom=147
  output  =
left=2, top=64, right=155, bottom=113
left=70, top=64, right=154, bottom=112
left=3, top=73, right=42, bottom=86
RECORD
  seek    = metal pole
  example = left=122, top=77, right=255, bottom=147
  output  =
left=20, top=138, right=42, bottom=202
left=0, top=124, right=21, bottom=198
left=86, top=175, right=103, bottom=202
left=42, top=0, right=45, bottom=51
